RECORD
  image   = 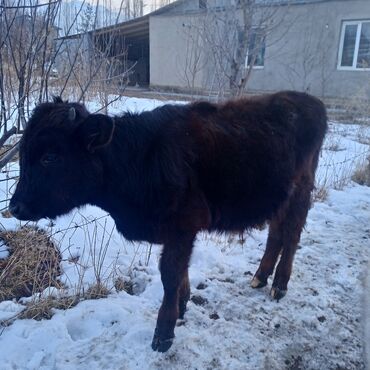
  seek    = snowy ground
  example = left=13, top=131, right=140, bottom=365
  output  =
left=0, top=96, right=369, bottom=370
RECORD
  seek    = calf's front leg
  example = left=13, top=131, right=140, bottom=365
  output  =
left=151, top=234, right=195, bottom=352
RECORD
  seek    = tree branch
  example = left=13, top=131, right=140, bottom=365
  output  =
left=0, top=142, right=19, bottom=170
left=0, top=126, right=17, bottom=148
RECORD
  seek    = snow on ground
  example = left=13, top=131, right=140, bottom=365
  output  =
left=0, top=97, right=369, bottom=370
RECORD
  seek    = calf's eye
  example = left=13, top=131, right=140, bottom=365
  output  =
left=41, top=153, right=61, bottom=166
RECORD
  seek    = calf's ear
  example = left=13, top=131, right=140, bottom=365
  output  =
left=78, top=114, right=115, bottom=153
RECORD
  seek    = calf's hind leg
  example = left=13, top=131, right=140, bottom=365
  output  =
left=269, top=149, right=320, bottom=299
left=251, top=218, right=283, bottom=289
left=270, top=179, right=312, bottom=300
left=151, top=234, right=195, bottom=352
left=252, top=166, right=315, bottom=300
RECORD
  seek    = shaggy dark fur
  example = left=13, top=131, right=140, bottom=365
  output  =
left=10, top=91, right=327, bottom=352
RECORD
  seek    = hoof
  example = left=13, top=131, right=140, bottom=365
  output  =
left=250, top=276, right=267, bottom=289
left=151, top=329, right=174, bottom=353
left=270, top=287, right=287, bottom=301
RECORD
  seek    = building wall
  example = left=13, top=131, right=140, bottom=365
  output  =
left=150, top=0, right=370, bottom=99
left=149, top=12, right=207, bottom=92
left=246, top=0, right=370, bottom=99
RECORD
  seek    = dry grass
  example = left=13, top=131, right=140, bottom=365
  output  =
left=114, top=276, right=134, bottom=295
left=312, top=184, right=329, bottom=203
left=18, top=296, right=81, bottom=320
left=352, top=157, right=370, bottom=186
left=14, top=282, right=111, bottom=323
left=0, top=226, right=63, bottom=302
left=0, top=296, right=81, bottom=326
left=340, top=88, right=370, bottom=124
left=0, top=217, right=125, bottom=325
left=85, top=282, right=110, bottom=300
left=356, top=125, right=370, bottom=146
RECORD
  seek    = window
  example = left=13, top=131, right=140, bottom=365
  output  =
left=338, top=20, right=370, bottom=70
left=246, top=30, right=265, bottom=68
left=199, top=0, right=207, bottom=9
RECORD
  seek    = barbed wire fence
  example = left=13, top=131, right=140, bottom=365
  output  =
left=0, top=110, right=369, bottom=310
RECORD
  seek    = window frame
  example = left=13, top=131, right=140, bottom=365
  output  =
left=245, top=30, right=266, bottom=70
left=337, top=20, right=370, bottom=71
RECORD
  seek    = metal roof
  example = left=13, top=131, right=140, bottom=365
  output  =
left=58, top=0, right=353, bottom=41
left=57, top=14, right=149, bottom=41
left=92, top=14, right=149, bottom=39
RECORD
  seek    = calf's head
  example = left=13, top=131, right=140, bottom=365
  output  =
left=9, top=98, right=115, bottom=221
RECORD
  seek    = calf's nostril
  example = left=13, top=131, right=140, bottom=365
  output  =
left=8, top=201, right=40, bottom=221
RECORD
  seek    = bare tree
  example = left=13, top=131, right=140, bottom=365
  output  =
left=278, top=8, right=334, bottom=97
left=179, top=18, right=207, bottom=99
left=0, top=0, right=62, bottom=168
left=0, top=0, right=133, bottom=171
left=180, top=0, right=291, bottom=99
left=149, top=0, right=173, bottom=12
left=56, top=14, right=134, bottom=110
left=118, top=0, right=144, bottom=20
